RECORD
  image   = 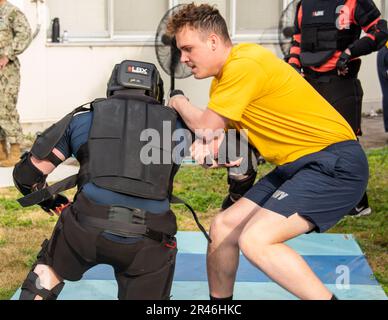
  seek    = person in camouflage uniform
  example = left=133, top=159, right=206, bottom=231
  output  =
left=0, top=0, right=31, bottom=166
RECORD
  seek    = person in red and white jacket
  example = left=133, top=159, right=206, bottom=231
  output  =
left=287, top=0, right=388, bottom=134
left=286, top=0, right=388, bottom=217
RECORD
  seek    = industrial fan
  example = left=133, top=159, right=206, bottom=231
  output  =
left=155, top=4, right=192, bottom=93
left=278, top=0, right=299, bottom=57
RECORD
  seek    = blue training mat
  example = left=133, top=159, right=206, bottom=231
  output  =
left=11, top=232, right=387, bottom=300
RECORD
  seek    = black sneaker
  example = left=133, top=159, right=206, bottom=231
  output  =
left=348, top=192, right=371, bottom=217
left=221, top=195, right=238, bottom=211
left=348, top=206, right=372, bottom=217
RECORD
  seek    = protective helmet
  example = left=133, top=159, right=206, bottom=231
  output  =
left=107, top=60, right=164, bottom=104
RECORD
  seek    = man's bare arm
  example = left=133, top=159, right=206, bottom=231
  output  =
left=30, top=148, right=66, bottom=175
left=168, top=94, right=228, bottom=142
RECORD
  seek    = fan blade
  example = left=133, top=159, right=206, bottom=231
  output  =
left=278, top=0, right=298, bottom=57
left=283, top=26, right=295, bottom=38
left=161, top=33, right=173, bottom=46
left=154, top=4, right=193, bottom=80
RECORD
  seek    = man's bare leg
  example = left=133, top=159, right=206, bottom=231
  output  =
left=207, top=198, right=261, bottom=298
left=238, top=204, right=333, bottom=300
left=31, top=264, right=63, bottom=300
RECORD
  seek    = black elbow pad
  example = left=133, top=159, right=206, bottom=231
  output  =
left=13, top=152, right=47, bottom=196
left=349, top=37, right=375, bottom=57
left=373, top=20, right=388, bottom=49
left=356, top=0, right=381, bottom=27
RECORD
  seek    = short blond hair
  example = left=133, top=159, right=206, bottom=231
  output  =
left=167, top=3, right=231, bottom=43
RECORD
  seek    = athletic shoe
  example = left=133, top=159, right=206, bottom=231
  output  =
left=348, top=206, right=372, bottom=217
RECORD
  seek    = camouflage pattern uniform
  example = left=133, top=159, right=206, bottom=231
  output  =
left=0, top=1, right=31, bottom=144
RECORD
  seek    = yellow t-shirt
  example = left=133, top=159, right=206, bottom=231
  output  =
left=208, top=43, right=356, bottom=166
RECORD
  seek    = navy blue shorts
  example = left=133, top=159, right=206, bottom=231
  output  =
left=244, top=140, right=369, bottom=233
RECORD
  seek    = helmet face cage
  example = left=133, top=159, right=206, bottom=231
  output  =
left=152, top=68, right=165, bottom=104
left=106, top=64, right=121, bottom=97
left=107, top=60, right=165, bottom=104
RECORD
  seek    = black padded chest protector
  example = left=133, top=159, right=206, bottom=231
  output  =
left=300, top=0, right=361, bottom=67
left=86, top=94, right=179, bottom=200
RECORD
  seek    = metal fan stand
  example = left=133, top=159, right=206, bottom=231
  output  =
left=155, top=5, right=192, bottom=95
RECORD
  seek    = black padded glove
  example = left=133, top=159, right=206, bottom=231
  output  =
left=39, top=193, right=70, bottom=215
left=336, top=51, right=352, bottom=74
left=289, top=63, right=302, bottom=74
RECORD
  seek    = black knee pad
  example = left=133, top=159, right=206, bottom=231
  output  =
left=19, top=236, right=65, bottom=300
left=19, top=270, right=65, bottom=300
left=220, top=132, right=259, bottom=210
left=221, top=169, right=258, bottom=210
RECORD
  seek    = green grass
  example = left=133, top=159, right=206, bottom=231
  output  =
left=0, top=189, right=60, bottom=228
left=172, top=162, right=274, bottom=214
left=0, top=147, right=386, bottom=300
left=0, top=288, right=18, bottom=301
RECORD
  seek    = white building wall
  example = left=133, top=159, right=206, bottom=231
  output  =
left=358, top=52, right=382, bottom=112
left=13, top=1, right=384, bottom=134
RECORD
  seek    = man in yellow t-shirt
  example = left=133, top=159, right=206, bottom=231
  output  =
left=168, top=3, right=368, bottom=300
